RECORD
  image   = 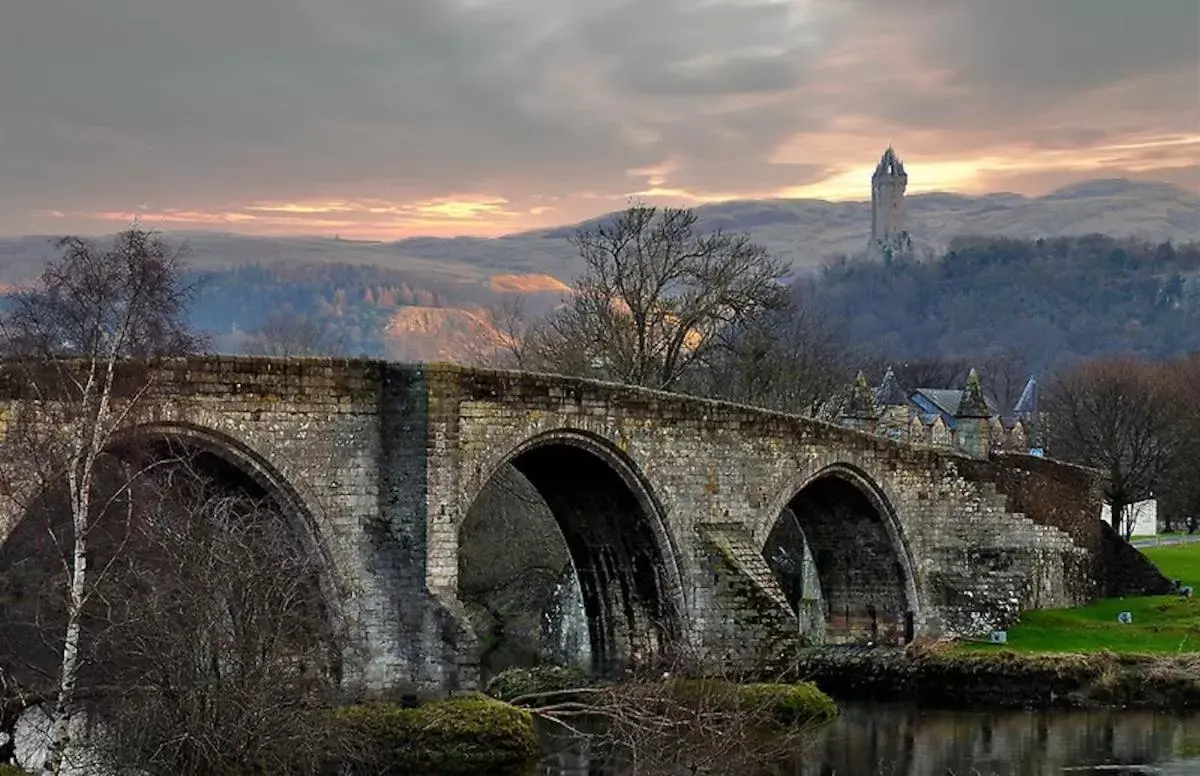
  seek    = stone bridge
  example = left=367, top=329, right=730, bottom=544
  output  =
left=0, top=357, right=1166, bottom=695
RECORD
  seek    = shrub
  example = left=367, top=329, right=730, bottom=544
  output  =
left=662, top=678, right=838, bottom=727
left=328, top=693, right=540, bottom=775
left=486, top=664, right=591, bottom=702
left=737, top=682, right=839, bottom=726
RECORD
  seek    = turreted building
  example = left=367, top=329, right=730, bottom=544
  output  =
left=870, top=146, right=914, bottom=259
left=837, top=367, right=1040, bottom=459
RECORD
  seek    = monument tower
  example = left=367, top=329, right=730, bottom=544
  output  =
left=870, top=146, right=913, bottom=258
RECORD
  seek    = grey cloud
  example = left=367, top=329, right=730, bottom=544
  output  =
left=0, top=0, right=1193, bottom=234
left=840, top=0, right=1198, bottom=133
left=0, top=0, right=826, bottom=227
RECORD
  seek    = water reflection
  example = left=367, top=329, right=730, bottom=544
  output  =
left=534, top=703, right=1200, bottom=775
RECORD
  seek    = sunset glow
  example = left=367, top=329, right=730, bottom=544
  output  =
left=2, top=1, right=1195, bottom=239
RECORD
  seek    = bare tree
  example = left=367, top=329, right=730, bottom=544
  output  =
left=470, top=296, right=541, bottom=370
left=241, top=305, right=343, bottom=358
left=977, top=348, right=1032, bottom=413
left=884, top=356, right=971, bottom=391
left=1044, top=358, right=1180, bottom=538
left=1, top=443, right=341, bottom=774
left=530, top=203, right=790, bottom=390
left=86, top=454, right=340, bottom=774
left=510, top=653, right=834, bottom=775
left=695, top=287, right=857, bottom=418
left=1157, top=355, right=1200, bottom=534
left=0, top=226, right=202, bottom=773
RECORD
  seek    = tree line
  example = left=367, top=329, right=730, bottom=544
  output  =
left=817, top=234, right=1200, bottom=372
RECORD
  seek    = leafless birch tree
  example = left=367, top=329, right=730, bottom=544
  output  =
left=0, top=226, right=203, bottom=773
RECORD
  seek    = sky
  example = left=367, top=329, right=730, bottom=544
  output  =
left=1, top=0, right=1197, bottom=239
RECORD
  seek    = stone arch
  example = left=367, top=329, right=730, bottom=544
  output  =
left=460, top=428, right=685, bottom=676
left=762, top=463, right=920, bottom=644
left=0, top=420, right=346, bottom=693
left=104, top=421, right=345, bottom=625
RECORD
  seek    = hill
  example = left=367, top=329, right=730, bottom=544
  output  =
left=814, top=234, right=1200, bottom=373
left=3, top=179, right=1196, bottom=288
left=1, top=178, right=1197, bottom=364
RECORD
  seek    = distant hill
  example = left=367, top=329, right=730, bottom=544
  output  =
left=1, top=178, right=1197, bottom=362
left=3, top=179, right=1196, bottom=287
left=814, top=234, right=1200, bottom=373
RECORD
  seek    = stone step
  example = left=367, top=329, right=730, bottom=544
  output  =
left=696, top=522, right=793, bottom=614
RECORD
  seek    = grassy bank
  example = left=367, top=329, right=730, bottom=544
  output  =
left=797, top=542, right=1200, bottom=710
left=960, top=542, right=1200, bottom=654
left=798, top=645, right=1200, bottom=709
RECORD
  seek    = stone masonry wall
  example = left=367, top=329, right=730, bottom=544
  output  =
left=0, top=357, right=463, bottom=696
left=958, top=453, right=1171, bottom=598
left=418, top=364, right=1105, bottom=681
left=0, top=357, right=1144, bottom=696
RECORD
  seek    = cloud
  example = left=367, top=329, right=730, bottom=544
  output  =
left=0, top=0, right=1195, bottom=237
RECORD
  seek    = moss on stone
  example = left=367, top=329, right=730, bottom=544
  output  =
left=737, top=682, right=839, bottom=726
left=329, top=692, right=540, bottom=775
left=486, top=664, right=591, bottom=702
left=664, top=678, right=838, bottom=727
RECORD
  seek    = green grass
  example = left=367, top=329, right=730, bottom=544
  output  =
left=1143, top=543, right=1200, bottom=587
left=962, top=542, right=1200, bottom=654
left=1131, top=532, right=1187, bottom=540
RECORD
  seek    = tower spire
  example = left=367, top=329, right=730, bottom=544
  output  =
left=869, top=145, right=912, bottom=259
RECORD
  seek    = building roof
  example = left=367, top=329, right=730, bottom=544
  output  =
left=874, top=146, right=906, bottom=178
left=874, top=367, right=909, bottom=407
left=1013, top=376, right=1038, bottom=417
left=843, top=371, right=878, bottom=419
left=908, top=387, right=1000, bottom=429
left=956, top=368, right=991, bottom=418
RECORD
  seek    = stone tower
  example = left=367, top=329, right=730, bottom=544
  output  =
left=870, top=146, right=913, bottom=258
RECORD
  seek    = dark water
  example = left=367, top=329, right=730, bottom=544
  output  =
left=533, top=703, right=1200, bottom=775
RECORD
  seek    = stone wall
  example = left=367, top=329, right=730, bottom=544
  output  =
left=0, top=357, right=1161, bottom=697
left=416, top=364, right=1118, bottom=680
left=958, top=453, right=1171, bottom=598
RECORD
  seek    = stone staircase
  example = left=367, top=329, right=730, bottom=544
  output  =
left=695, top=522, right=801, bottom=670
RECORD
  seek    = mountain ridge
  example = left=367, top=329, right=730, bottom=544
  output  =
left=2, top=178, right=1196, bottom=288
left=2, top=178, right=1197, bottom=364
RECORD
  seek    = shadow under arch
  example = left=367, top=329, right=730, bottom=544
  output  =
left=104, top=420, right=346, bottom=628
left=461, top=428, right=686, bottom=677
left=763, top=463, right=920, bottom=644
left=0, top=420, right=346, bottom=696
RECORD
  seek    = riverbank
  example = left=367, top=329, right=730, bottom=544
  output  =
left=798, top=644, right=1200, bottom=710
left=958, top=542, right=1199, bottom=653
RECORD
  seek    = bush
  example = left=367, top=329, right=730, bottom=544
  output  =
left=328, top=693, right=540, bottom=775
left=486, top=664, right=591, bottom=702
left=737, top=682, right=839, bottom=726
left=662, top=678, right=838, bottom=727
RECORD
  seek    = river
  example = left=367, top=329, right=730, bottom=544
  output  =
left=533, top=703, right=1200, bottom=775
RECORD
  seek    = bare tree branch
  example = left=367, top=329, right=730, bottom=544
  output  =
left=527, top=203, right=790, bottom=391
